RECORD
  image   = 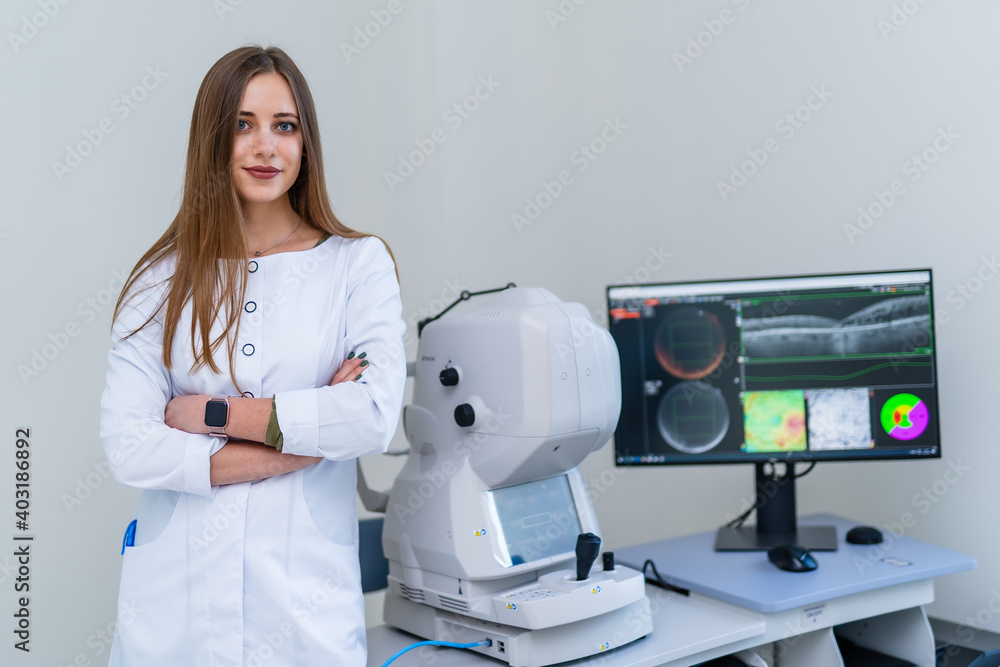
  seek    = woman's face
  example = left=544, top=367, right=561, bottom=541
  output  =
left=231, top=73, right=303, bottom=206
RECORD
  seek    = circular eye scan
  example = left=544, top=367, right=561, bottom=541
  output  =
left=656, top=381, right=730, bottom=454
left=880, top=393, right=929, bottom=441
left=653, top=308, right=726, bottom=380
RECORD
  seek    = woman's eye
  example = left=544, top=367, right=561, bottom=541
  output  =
left=278, top=122, right=295, bottom=132
left=237, top=119, right=249, bottom=131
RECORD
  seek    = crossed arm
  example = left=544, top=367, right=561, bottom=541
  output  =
left=163, top=354, right=369, bottom=486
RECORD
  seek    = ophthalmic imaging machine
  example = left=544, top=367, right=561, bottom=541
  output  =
left=360, top=286, right=652, bottom=667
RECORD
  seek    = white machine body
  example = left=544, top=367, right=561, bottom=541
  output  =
left=382, top=288, right=653, bottom=666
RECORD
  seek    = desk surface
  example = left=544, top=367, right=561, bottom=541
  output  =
left=615, top=513, right=976, bottom=613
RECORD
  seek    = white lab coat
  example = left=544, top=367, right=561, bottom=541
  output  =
left=100, top=235, right=406, bottom=666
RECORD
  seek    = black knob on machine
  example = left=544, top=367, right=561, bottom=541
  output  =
left=576, top=532, right=602, bottom=581
left=454, top=403, right=475, bottom=427
left=439, top=367, right=459, bottom=386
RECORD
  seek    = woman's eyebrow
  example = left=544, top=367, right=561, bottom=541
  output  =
left=238, top=111, right=300, bottom=119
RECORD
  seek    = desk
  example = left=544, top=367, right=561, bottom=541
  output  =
left=366, top=515, right=975, bottom=667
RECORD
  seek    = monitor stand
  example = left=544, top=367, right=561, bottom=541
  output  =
left=715, top=463, right=838, bottom=551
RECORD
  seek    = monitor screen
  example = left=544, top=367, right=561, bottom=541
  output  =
left=607, top=269, right=941, bottom=466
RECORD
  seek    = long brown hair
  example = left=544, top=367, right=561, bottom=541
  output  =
left=114, top=45, right=379, bottom=387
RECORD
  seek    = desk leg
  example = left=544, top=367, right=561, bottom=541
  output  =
left=772, top=627, right=844, bottom=667
left=835, top=606, right=935, bottom=667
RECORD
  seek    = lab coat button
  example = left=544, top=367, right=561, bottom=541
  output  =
left=248, top=260, right=258, bottom=273
left=245, top=301, right=257, bottom=313
left=242, top=343, right=255, bottom=356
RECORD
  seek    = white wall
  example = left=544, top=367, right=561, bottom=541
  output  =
left=3, top=1, right=998, bottom=664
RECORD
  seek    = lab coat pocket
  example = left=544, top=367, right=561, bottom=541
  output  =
left=282, top=468, right=367, bottom=663
left=112, top=493, right=205, bottom=665
left=129, top=489, right=180, bottom=549
left=301, top=459, right=359, bottom=546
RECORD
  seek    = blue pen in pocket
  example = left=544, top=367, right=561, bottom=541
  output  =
left=121, top=519, right=137, bottom=555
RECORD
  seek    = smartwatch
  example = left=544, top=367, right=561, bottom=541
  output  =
left=204, top=395, right=230, bottom=436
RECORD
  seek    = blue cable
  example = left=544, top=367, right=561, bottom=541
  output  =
left=380, top=638, right=491, bottom=667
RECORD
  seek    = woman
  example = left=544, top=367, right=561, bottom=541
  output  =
left=100, top=45, right=406, bottom=666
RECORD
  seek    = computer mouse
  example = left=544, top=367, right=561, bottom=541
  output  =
left=846, top=525, right=884, bottom=545
left=767, top=544, right=818, bottom=572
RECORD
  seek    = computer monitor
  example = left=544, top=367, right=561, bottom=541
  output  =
left=606, top=269, right=941, bottom=551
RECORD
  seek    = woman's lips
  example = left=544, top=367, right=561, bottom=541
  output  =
left=245, top=167, right=280, bottom=180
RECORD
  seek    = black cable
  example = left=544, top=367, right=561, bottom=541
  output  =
left=641, top=559, right=689, bottom=596
left=416, top=283, right=517, bottom=336
left=725, top=461, right=817, bottom=529
left=793, top=461, right=817, bottom=479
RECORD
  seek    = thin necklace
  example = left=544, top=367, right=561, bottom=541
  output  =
left=252, top=219, right=302, bottom=257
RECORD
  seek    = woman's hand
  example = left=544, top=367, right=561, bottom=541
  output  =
left=164, top=394, right=211, bottom=434
left=330, top=351, right=368, bottom=385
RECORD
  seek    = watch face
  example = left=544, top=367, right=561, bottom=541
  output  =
left=205, top=400, right=228, bottom=428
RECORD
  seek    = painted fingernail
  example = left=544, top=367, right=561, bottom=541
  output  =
left=360, top=360, right=369, bottom=367
left=355, top=374, right=363, bottom=381
left=358, top=352, right=367, bottom=359
left=347, top=351, right=355, bottom=360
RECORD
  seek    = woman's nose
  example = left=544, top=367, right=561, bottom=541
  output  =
left=252, top=129, right=275, bottom=156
